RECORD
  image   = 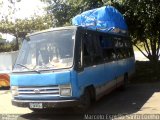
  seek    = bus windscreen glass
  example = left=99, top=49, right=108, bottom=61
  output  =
left=13, top=29, right=75, bottom=71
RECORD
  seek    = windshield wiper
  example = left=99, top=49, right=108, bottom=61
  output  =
left=36, top=64, right=55, bottom=72
left=16, top=64, right=41, bottom=73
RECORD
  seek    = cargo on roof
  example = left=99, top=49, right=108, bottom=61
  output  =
left=72, top=6, right=128, bottom=35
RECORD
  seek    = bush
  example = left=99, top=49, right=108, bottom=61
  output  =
left=0, top=43, right=17, bottom=52
left=131, top=61, right=160, bottom=83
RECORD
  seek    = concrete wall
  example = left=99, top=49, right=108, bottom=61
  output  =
left=0, top=51, right=19, bottom=71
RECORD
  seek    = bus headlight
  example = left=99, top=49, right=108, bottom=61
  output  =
left=60, top=84, right=72, bottom=96
left=11, top=86, right=19, bottom=96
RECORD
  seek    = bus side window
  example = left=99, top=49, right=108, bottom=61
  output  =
left=83, top=34, right=92, bottom=67
left=128, top=48, right=134, bottom=57
left=114, top=39, right=127, bottom=59
left=83, top=32, right=103, bottom=67
left=124, top=39, right=134, bottom=57
left=83, top=43, right=91, bottom=66
left=92, top=35, right=103, bottom=64
left=100, top=35, right=115, bottom=62
left=116, top=48, right=125, bottom=59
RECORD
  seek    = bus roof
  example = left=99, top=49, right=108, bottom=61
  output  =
left=27, top=25, right=129, bottom=38
left=27, top=26, right=78, bottom=37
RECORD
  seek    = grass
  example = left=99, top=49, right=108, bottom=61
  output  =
left=130, top=61, right=160, bottom=84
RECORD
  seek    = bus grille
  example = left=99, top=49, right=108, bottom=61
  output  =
left=18, top=86, right=60, bottom=97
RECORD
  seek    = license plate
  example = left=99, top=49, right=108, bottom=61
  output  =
left=29, top=103, right=43, bottom=109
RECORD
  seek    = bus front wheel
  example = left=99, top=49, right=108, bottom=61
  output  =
left=78, top=89, right=91, bottom=111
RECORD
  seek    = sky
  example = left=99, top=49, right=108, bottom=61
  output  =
left=0, top=0, right=47, bottom=41
left=0, top=0, right=46, bottom=19
left=14, top=0, right=47, bottom=19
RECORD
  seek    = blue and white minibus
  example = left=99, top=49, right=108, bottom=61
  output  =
left=10, top=26, right=135, bottom=111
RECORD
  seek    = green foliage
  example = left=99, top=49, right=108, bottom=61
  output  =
left=0, top=34, right=2, bottom=39
left=131, top=61, right=160, bottom=83
left=42, top=0, right=103, bottom=27
left=123, top=0, right=160, bottom=40
left=0, top=0, right=53, bottom=51
left=68, top=0, right=103, bottom=11
left=0, top=42, right=17, bottom=52
left=0, top=15, right=53, bottom=38
left=0, top=14, right=53, bottom=50
left=43, top=0, right=77, bottom=26
left=122, top=0, right=160, bottom=66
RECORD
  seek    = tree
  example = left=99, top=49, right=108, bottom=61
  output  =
left=42, top=0, right=104, bottom=27
left=0, top=15, right=53, bottom=51
left=42, top=0, right=77, bottom=27
left=0, top=0, right=53, bottom=51
left=122, top=0, right=160, bottom=68
left=15, top=15, right=53, bottom=38
left=68, top=0, right=103, bottom=12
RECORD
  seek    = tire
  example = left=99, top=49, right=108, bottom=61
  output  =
left=120, top=74, right=128, bottom=90
left=76, top=89, right=91, bottom=112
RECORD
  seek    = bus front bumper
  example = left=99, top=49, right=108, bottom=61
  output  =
left=12, top=99, right=80, bottom=108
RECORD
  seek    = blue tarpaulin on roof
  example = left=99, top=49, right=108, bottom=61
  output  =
left=72, top=6, right=128, bottom=34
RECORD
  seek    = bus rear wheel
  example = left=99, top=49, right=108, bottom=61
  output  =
left=120, top=74, right=128, bottom=90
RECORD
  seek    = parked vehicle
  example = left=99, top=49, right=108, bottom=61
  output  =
left=0, top=73, right=10, bottom=88
left=0, top=51, right=18, bottom=88
left=10, top=26, right=135, bottom=111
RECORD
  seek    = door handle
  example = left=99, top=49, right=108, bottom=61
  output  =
left=92, top=65, right=97, bottom=67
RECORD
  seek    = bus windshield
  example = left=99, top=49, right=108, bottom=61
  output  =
left=13, top=29, right=75, bottom=72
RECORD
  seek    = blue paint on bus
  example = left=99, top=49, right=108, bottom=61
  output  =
left=11, top=71, right=71, bottom=86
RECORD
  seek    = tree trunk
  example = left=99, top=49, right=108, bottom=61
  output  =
left=148, top=54, right=159, bottom=80
left=15, top=35, right=19, bottom=50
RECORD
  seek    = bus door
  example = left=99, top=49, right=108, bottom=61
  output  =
left=114, top=37, right=127, bottom=87
left=104, top=50, right=117, bottom=91
left=76, top=31, right=105, bottom=96
left=92, top=35, right=117, bottom=94
left=99, top=35, right=117, bottom=94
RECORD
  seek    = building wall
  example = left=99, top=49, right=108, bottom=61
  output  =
left=0, top=51, right=19, bottom=72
